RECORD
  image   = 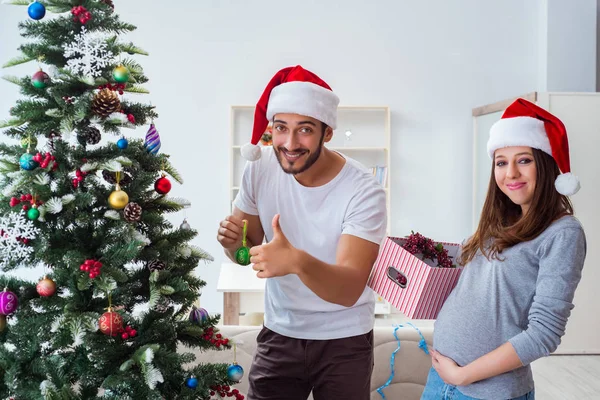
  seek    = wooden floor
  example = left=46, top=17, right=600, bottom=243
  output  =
left=532, top=355, right=600, bottom=400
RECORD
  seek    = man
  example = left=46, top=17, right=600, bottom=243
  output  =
left=217, top=65, right=387, bottom=399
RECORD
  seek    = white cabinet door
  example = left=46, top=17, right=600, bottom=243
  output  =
left=539, top=93, right=600, bottom=354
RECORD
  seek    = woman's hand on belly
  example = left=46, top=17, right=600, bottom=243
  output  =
left=431, top=349, right=470, bottom=386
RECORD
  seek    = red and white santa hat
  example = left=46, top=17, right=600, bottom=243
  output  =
left=487, top=98, right=580, bottom=196
left=241, top=65, right=340, bottom=161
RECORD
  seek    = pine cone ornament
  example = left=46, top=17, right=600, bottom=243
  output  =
left=77, top=126, right=101, bottom=145
left=154, top=298, right=171, bottom=313
left=101, top=0, right=114, bottom=11
left=92, top=88, right=121, bottom=117
left=102, top=170, right=132, bottom=186
left=147, top=260, right=166, bottom=272
left=123, top=202, right=142, bottom=222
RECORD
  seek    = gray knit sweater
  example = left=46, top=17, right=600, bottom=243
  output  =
left=433, top=216, right=586, bottom=399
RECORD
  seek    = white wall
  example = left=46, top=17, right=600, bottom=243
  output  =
left=597, top=0, right=600, bottom=91
left=542, top=0, right=597, bottom=91
left=0, top=0, right=550, bottom=314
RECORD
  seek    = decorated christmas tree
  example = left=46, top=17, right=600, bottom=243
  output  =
left=0, top=1, right=243, bottom=399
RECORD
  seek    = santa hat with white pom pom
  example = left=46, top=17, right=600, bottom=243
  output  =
left=241, top=65, right=340, bottom=162
left=487, top=98, right=580, bottom=196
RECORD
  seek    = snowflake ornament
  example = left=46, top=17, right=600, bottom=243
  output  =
left=0, top=211, right=40, bottom=269
left=63, top=27, right=114, bottom=78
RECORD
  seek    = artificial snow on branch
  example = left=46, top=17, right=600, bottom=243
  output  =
left=1, top=173, right=27, bottom=197
left=143, top=362, right=164, bottom=390
left=44, top=198, right=64, bottom=214
left=80, top=162, right=99, bottom=173
left=40, top=380, right=57, bottom=399
left=104, top=210, right=121, bottom=220
left=106, top=112, right=129, bottom=124
left=59, top=115, right=74, bottom=135
left=130, top=229, right=151, bottom=246
left=61, top=194, right=75, bottom=204
left=50, top=316, right=66, bottom=333
left=34, top=173, right=50, bottom=186
left=177, top=246, right=192, bottom=258
left=98, top=157, right=132, bottom=172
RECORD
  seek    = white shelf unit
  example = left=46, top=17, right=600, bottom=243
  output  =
left=229, top=105, right=392, bottom=316
left=229, top=105, right=392, bottom=236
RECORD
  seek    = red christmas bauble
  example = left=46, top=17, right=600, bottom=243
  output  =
left=36, top=277, right=56, bottom=297
left=154, top=176, right=171, bottom=195
left=99, top=310, right=123, bottom=336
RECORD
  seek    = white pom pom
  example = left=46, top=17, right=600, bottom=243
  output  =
left=241, top=143, right=261, bottom=161
left=555, top=172, right=580, bottom=196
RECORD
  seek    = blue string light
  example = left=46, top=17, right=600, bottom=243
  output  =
left=376, top=323, right=429, bottom=399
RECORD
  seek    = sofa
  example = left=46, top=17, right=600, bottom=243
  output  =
left=182, top=324, right=434, bottom=400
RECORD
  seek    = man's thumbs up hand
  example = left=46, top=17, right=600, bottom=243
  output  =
left=250, top=214, right=301, bottom=278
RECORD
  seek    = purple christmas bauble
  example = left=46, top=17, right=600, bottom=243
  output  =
left=188, top=306, right=209, bottom=324
left=0, top=290, right=19, bottom=315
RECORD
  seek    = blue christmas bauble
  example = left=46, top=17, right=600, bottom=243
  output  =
left=19, top=153, right=39, bottom=170
left=28, top=2, right=46, bottom=20
left=227, top=363, right=244, bottom=382
left=185, top=376, right=198, bottom=389
left=117, top=137, right=129, bottom=149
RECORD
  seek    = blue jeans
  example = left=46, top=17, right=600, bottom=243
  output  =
left=421, top=368, right=535, bottom=400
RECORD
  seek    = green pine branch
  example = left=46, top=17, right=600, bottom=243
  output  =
left=3, top=0, right=29, bottom=5
left=94, top=17, right=138, bottom=35
left=124, top=85, right=150, bottom=94
left=44, top=0, right=75, bottom=14
left=2, top=54, right=35, bottom=68
left=103, top=238, right=145, bottom=266
left=120, top=43, right=149, bottom=56
left=19, top=17, right=75, bottom=40
left=150, top=197, right=190, bottom=213
left=120, top=59, right=144, bottom=75
left=191, top=246, right=215, bottom=262
left=2, top=75, right=24, bottom=86
left=103, top=267, right=129, bottom=283
left=163, top=163, right=184, bottom=185
left=0, top=118, right=25, bottom=129
left=0, top=159, right=20, bottom=173
left=18, top=43, right=65, bottom=66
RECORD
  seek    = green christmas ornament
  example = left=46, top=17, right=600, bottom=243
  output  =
left=235, top=220, right=251, bottom=266
left=235, top=246, right=250, bottom=266
left=27, top=207, right=40, bottom=221
left=31, top=69, right=50, bottom=89
left=112, top=65, right=130, bottom=83
left=21, top=136, right=38, bottom=149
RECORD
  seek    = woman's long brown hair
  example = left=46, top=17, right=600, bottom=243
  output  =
left=459, top=148, right=574, bottom=266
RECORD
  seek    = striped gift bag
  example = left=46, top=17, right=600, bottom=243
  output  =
left=367, top=237, right=463, bottom=319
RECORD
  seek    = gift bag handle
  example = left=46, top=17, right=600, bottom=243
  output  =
left=387, top=266, right=408, bottom=289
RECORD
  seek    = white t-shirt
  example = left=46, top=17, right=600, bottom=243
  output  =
left=233, top=147, right=387, bottom=340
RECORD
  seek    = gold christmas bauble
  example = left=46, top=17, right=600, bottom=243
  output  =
left=108, top=186, right=129, bottom=209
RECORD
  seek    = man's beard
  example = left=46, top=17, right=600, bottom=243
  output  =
left=274, top=135, right=325, bottom=175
